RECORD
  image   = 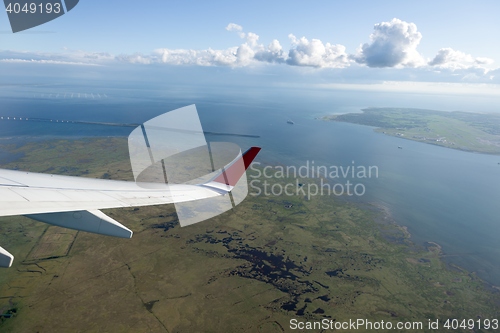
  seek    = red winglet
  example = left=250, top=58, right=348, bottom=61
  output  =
left=212, top=147, right=261, bottom=187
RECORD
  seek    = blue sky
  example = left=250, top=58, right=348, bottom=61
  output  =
left=1, top=0, right=500, bottom=94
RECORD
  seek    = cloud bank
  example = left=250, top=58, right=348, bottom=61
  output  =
left=1, top=19, right=497, bottom=83
left=0, top=58, right=101, bottom=66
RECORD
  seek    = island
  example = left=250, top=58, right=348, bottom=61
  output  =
left=323, top=107, right=500, bottom=155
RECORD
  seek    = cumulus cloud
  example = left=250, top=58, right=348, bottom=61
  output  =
left=287, top=34, right=350, bottom=68
left=429, top=47, right=494, bottom=70
left=153, top=26, right=286, bottom=67
left=254, top=40, right=285, bottom=63
left=115, top=25, right=348, bottom=68
left=429, top=48, right=472, bottom=66
left=354, top=18, right=425, bottom=68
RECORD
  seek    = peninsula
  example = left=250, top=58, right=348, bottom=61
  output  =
left=323, top=107, right=500, bottom=155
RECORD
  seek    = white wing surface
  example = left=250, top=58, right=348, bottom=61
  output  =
left=0, top=146, right=261, bottom=267
left=0, top=105, right=260, bottom=267
left=0, top=168, right=222, bottom=217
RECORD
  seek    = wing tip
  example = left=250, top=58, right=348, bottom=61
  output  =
left=244, top=147, right=261, bottom=167
left=210, top=146, right=261, bottom=187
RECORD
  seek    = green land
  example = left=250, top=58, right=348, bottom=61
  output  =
left=0, top=138, right=499, bottom=332
left=323, top=107, right=500, bottom=155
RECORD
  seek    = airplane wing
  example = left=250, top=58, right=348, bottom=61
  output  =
left=0, top=146, right=261, bottom=268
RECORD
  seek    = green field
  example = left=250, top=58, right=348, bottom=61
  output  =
left=323, top=107, right=500, bottom=155
left=0, top=138, right=499, bottom=332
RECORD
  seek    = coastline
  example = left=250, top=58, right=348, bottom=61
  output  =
left=369, top=200, right=500, bottom=292
left=374, top=128, right=500, bottom=156
left=321, top=107, right=500, bottom=156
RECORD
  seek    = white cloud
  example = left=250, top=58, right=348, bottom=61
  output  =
left=286, top=34, right=350, bottom=68
left=1, top=19, right=497, bottom=84
left=225, top=23, right=242, bottom=32
left=245, top=32, right=259, bottom=47
left=77, top=24, right=346, bottom=68
left=75, top=51, right=115, bottom=62
left=429, top=47, right=494, bottom=70
left=476, top=57, right=494, bottom=65
left=116, top=53, right=152, bottom=64
left=0, top=49, right=114, bottom=64
left=0, top=58, right=101, bottom=66
left=153, top=47, right=239, bottom=66
left=235, top=43, right=255, bottom=64
left=153, top=27, right=286, bottom=67
left=354, top=18, right=425, bottom=68
left=254, top=40, right=285, bottom=63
